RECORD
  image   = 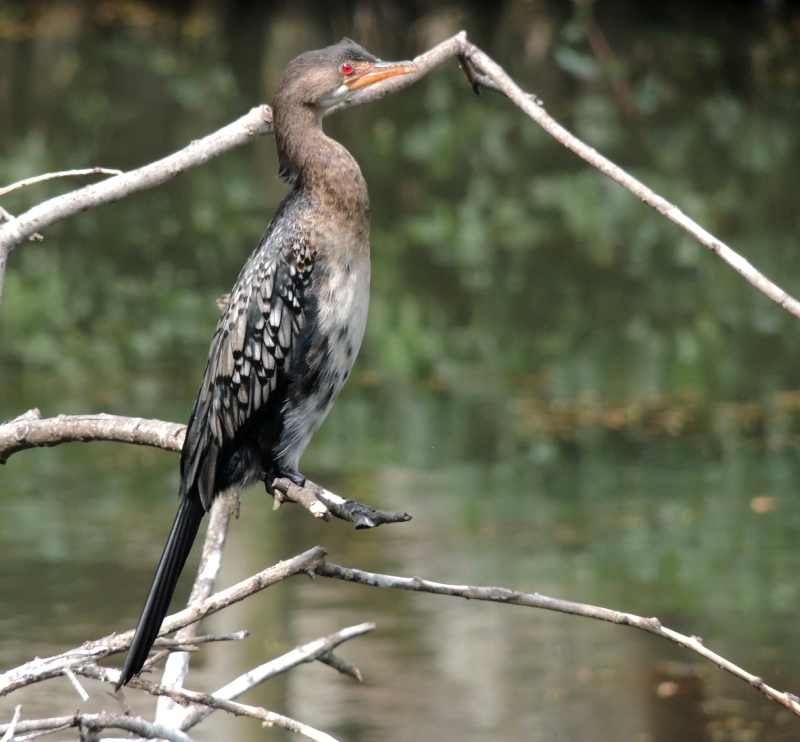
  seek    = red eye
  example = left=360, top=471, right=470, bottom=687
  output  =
left=340, top=62, right=353, bottom=75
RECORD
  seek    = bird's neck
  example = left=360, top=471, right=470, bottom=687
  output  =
left=273, top=104, right=369, bottom=218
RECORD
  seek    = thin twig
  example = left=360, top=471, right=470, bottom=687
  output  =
left=153, top=630, right=249, bottom=649
left=316, top=652, right=363, bottom=683
left=79, top=666, right=339, bottom=742
left=0, top=168, right=123, bottom=198
left=179, top=622, right=374, bottom=730
left=142, top=631, right=250, bottom=673
left=14, top=724, right=73, bottom=741
left=0, top=547, right=326, bottom=696
left=62, top=667, right=89, bottom=702
left=316, top=560, right=800, bottom=719
left=0, top=706, right=21, bottom=742
left=0, top=712, right=192, bottom=742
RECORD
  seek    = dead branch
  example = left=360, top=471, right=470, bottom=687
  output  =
left=0, top=546, right=325, bottom=696
left=0, top=706, right=20, bottom=742
left=272, top=477, right=412, bottom=528
left=1, top=32, right=796, bottom=317
left=152, top=630, right=249, bottom=650
left=4, top=544, right=800, bottom=732
left=78, top=666, right=339, bottom=742
left=0, top=411, right=412, bottom=529
left=177, top=622, right=374, bottom=730
left=453, top=38, right=800, bottom=317
left=0, top=167, right=123, bottom=198
left=0, top=409, right=185, bottom=463
left=0, top=712, right=193, bottom=742
left=315, top=560, right=800, bottom=719
left=0, top=105, right=272, bottom=301
left=2, top=29, right=799, bottom=740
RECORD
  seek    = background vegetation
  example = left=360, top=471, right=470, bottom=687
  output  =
left=1, top=2, right=799, bottom=741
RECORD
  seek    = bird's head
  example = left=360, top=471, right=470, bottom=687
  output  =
left=273, top=38, right=417, bottom=114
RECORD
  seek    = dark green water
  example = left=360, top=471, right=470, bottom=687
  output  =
left=2, top=2, right=800, bottom=741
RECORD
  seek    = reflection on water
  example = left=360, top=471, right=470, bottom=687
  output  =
left=2, top=2, right=800, bottom=741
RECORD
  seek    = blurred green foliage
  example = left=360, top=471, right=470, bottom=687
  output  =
left=1, top=0, right=799, bottom=445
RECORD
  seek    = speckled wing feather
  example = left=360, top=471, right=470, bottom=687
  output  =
left=180, top=227, right=314, bottom=509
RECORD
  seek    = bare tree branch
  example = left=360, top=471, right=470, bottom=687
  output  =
left=0, top=546, right=326, bottom=696
left=141, top=631, right=249, bottom=675
left=0, top=105, right=272, bottom=288
left=2, top=29, right=799, bottom=739
left=316, top=651, right=363, bottom=683
left=152, top=630, right=250, bottom=649
left=0, top=168, right=124, bottom=198
left=272, top=477, right=412, bottom=528
left=79, top=666, right=339, bottom=742
left=0, top=706, right=21, bottom=742
left=454, top=39, right=800, bottom=317
left=315, top=560, right=800, bottom=719
left=2, top=32, right=797, bottom=318
left=178, top=622, right=374, bottom=731
left=0, top=712, right=193, bottom=742
left=62, top=667, right=89, bottom=702
left=0, top=207, right=41, bottom=242
left=0, top=411, right=412, bottom=529
left=0, top=409, right=185, bottom=463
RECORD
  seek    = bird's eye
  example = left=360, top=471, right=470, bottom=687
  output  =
left=340, top=62, right=354, bottom=75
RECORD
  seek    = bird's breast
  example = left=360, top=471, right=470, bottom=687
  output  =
left=276, top=251, right=370, bottom=467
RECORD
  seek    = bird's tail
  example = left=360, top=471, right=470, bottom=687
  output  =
left=117, top=494, right=204, bottom=688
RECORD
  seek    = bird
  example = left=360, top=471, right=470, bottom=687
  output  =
left=117, top=39, right=416, bottom=687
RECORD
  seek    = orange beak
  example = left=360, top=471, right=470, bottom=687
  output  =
left=344, top=60, right=417, bottom=91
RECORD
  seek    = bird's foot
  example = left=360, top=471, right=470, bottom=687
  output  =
left=265, top=467, right=306, bottom=496
left=276, top=467, right=306, bottom=488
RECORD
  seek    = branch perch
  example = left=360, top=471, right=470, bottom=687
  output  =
left=0, top=411, right=412, bottom=529
left=2, top=28, right=800, bottom=740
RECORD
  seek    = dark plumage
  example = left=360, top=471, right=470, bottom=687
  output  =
left=118, top=40, right=416, bottom=687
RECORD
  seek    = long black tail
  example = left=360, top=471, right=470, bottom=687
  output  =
left=117, top=495, right=205, bottom=688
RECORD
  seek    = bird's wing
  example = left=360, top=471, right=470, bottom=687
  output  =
left=180, top=231, right=314, bottom=509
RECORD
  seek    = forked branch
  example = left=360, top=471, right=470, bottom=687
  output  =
left=1, top=33, right=798, bottom=316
